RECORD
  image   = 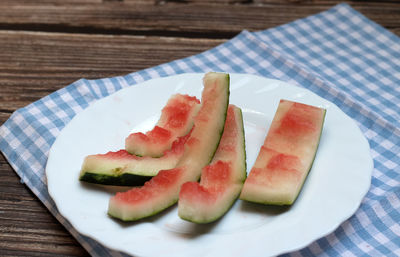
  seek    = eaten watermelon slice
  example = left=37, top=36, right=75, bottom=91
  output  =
left=125, top=94, right=200, bottom=157
left=178, top=105, right=246, bottom=223
left=240, top=100, right=326, bottom=205
left=108, top=72, right=230, bottom=221
left=79, top=130, right=191, bottom=186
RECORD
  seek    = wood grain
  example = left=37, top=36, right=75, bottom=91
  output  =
left=0, top=1, right=399, bottom=38
left=0, top=1, right=399, bottom=256
left=0, top=31, right=223, bottom=118
left=0, top=154, right=89, bottom=256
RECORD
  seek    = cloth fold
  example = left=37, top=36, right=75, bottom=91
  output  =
left=1, top=3, right=399, bottom=256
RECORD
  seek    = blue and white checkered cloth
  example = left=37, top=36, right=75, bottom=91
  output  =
left=1, top=3, right=399, bottom=256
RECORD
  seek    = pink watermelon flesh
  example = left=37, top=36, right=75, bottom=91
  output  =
left=179, top=161, right=232, bottom=205
left=108, top=72, right=230, bottom=221
left=79, top=130, right=192, bottom=186
left=125, top=94, right=200, bottom=157
left=111, top=167, right=185, bottom=219
left=178, top=105, right=246, bottom=223
left=240, top=99, right=326, bottom=205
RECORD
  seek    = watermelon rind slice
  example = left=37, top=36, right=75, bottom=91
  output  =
left=178, top=105, right=246, bottom=223
left=108, top=72, right=230, bottom=221
left=79, top=131, right=191, bottom=186
left=240, top=99, right=326, bottom=205
left=125, top=94, right=200, bottom=157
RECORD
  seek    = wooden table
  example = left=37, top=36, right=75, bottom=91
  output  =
left=0, top=1, right=399, bottom=256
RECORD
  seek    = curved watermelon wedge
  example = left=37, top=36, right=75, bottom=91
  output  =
left=79, top=130, right=191, bottom=186
left=178, top=105, right=246, bottom=223
left=108, top=72, right=230, bottom=221
left=240, top=100, right=326, bottom=205
left=125, top=94, right=200, bottom=157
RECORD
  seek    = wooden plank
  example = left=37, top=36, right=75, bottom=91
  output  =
left=0, top=155, right=89, bottom=256
left=0, top=31, right=224, bottom=117
left=0, top=2, right=398, bottom=37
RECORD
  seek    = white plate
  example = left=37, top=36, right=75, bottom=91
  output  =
left=46, top=73, right=373, bottom=257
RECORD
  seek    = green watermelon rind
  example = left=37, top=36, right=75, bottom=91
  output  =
left=79, top=172, right=152, bottom=187
left=179, top=188, right=242, bottom=224
left=238, top=108, right=247, bottom=183
left=79, top=126, right=193, bottom=187
left=108, top=72, right=230, bottom=221
left=178, top=106, right=247, bottom=224
left=78, top=154, right=179, bottom=187
left=240, top=105, right=326, bottom=206
left=198, top=74, right=230, bottom=167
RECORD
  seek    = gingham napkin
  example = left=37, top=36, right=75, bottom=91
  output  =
left=1, top=3, right=399, bottom=256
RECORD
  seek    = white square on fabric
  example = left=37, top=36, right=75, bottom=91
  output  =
left=49, top=127, right=61, bottom=138
left=270, top=30, right=285, bottom=39
left=258, top=60, right=271, bottom=69
left=338, top=22, right=350, bottom=30
left=35, top=136, right=47, bottom=149
left=298, top=21, right=312, bottom=31
left=349, top=46, right=363, bottom=56
left=386, top=176, right=399, bottom=187
left=374, top=232, right=390, bottom=245
left=353, top=88, right=364, bottom=96
left=206, top=53, right=218, bottom=62
left=365, top=67, right=377, bottom=76
left=352, top=73, right=364, bottom=81
left=246, top=50, right=257, bottom=59
left=285, top=26, right=297, bottom=34
left=381, top=139, right=395, bottom=149
left=231, top=56, right=243, bottom=65
left=76, top=83, right=91, bottom=96
left=298, top=51, right=308, bottom=58
left=376, top=34, right=390, bottom=44
left=310, top=59, right=322, bottom=66
left=29, top=105, right=42, bottom=115
left=191, top=57, right=207, bottom=70
left=338, top=78, right=351, bottom=86
left=325, top=69, right=336, bottom=76
left=271, top=69, right=285, bottom=79
left=297, top=36, right=309, bottom=45
left=377, top=62, right=391, bottom=70
left=147, top=69, right=160, bottom=79
left=350, top=15, right=363, bottom=25
left=372, top=186, right=385, bottom=196
left=379, top=77, right=392, bottom=85
left=325, top=27, right=335, bottom=35
left=337, top=36, right=349, bottom=44
left=364, top=25, right=374, bottom=33
left=9, top=136, right=22, bottom=150
left=358, top=242, right=374, bottom=254
left=60, top=92, right=74, bottom=102
left=176, top=60, right=190, bottom=70
left=163, top=65, right=175, bottom=75
left=357, top=211, right=372, bottom=227
left=342, top=250, right=358, bottom=257
left=368, top=97, right=380, bottom=106
left=233, top=40, right=247, bottom=49
left=219, top=47, right=231, bottom=56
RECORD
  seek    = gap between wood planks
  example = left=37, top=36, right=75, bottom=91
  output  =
left=0, top=24, right=236, bottom=39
